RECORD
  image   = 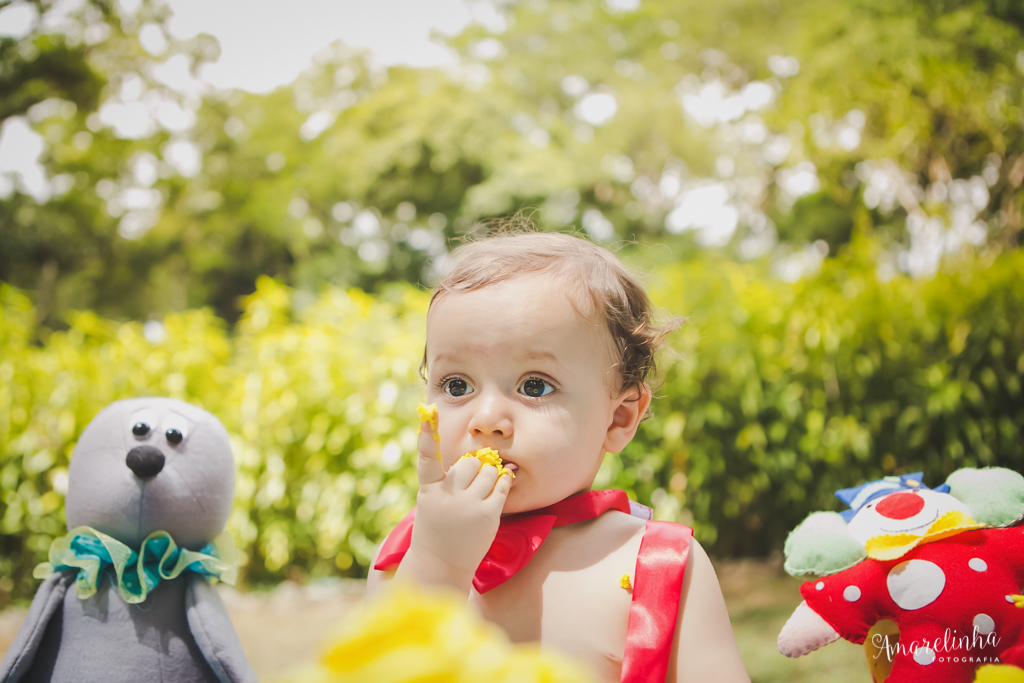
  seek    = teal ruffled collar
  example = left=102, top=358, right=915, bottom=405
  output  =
left=35, top=527, right=239, bottom=604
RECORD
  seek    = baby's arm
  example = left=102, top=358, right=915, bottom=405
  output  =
left=391, top=412, right=512, bottom=595
left=669, top=539, right=750, bottom=683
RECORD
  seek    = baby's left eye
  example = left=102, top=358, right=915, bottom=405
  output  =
left=520, top=377, right=554, bottom=398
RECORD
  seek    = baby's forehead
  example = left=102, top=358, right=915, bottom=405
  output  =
left=425, top=276, right=618, bottom=372
left=429, top=278, right=609, bottom=347
left=430, top=272, right=601, bottom=320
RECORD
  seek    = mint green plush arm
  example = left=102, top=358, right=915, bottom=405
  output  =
left=945, top=467, right=1024, bottom=527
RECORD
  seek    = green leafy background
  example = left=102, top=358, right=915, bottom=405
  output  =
left=3, top=243, right=1022, bottom=601
left=1, top=9, right=1023, bottom=680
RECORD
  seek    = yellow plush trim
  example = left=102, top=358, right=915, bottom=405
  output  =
left=620, top=574, right=632, bottom=591
left=974, top=664, right=1024, bottom=683
left=865, top=510, right=982, bottom=561
left=416, top=403, right=441, bottom=462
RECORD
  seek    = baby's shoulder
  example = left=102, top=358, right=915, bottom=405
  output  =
left=539, top=509, right=647, bottom=566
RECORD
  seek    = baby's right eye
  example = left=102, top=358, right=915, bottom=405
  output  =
left=443, top=378, right=473, bottom=398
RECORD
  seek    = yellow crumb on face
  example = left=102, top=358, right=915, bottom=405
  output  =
left=620, top=574, right=632, bottom=591
left=457, top=447, right=514, bottom=479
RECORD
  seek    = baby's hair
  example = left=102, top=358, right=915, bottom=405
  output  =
left=423, top=222, right=681, bottom=403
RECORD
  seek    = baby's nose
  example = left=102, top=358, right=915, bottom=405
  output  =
left=468, top=396, right=513, bottom=437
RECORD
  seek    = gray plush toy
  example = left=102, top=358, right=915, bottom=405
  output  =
left=0, top=398, right=257, bottom=683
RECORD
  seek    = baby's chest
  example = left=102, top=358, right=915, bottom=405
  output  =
left=471, top=524, right=644, bottom=680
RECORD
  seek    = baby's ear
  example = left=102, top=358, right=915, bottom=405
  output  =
left=603, top=384, right=651, bottom=454
left=945, top=467, right=1024, bottom=527
left=784, top=512, right=866, bottom=576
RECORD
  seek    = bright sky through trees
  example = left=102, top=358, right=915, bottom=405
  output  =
left=1, top=0, right=1022, bottom=327
left=0, top=0, right=500, bottom=188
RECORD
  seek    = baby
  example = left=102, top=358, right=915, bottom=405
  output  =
left=369, top=231, right=749, bottom=683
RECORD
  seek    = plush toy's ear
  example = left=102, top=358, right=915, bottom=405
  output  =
left=784, top=511, right=867, bottom=576
left=945, top=467, right=1024, bottom=528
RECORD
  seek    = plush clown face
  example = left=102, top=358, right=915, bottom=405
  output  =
left=783, top=469, right=1024, bottom=578
left=846, top=488, right=972, bottom=546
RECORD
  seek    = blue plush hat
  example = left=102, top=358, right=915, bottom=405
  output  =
left=835, top=473, right=950, bottom=522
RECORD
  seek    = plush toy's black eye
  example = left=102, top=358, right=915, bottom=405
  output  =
left=132, top=422, right=151, bottom=438
left=165, top=428, right=183, bottom=445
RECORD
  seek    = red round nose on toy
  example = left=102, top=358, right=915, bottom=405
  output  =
left=874, top=492, right=925, bottom=519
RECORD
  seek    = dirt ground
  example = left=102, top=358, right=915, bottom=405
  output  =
left=0, top=559, right=869, bottom=683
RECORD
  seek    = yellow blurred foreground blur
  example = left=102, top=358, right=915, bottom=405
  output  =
left=279, top=583, right=595, bottom=683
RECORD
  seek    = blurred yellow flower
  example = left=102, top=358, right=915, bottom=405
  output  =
left=282, top=583, right=594, bottom=683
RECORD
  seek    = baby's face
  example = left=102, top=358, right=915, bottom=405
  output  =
left=425, top=273, right=622, bottom=513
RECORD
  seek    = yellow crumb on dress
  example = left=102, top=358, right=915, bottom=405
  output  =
left=416, top=403, right=441, bottom=462
left=620, top=574, right=632, bottom=591
left=457, top=447, right=514, bottom=479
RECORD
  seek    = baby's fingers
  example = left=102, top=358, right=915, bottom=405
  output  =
left=467, top=464, right=500, bottom=498
left=447, top=455, right=482, bottom=490
left=416, top=404, right=444, bottom=485
left=485, top=472, right=513, bottom=510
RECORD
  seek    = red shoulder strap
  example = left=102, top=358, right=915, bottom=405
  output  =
left=620, top=520, right=693, bottom=683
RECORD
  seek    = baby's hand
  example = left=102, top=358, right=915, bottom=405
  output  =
left=396, top=407, right=512, bottom=593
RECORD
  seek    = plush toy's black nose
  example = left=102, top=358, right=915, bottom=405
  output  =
left=126, top=445, right=165, bottom=478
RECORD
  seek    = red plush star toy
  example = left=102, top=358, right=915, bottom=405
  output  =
left=778, top=467, right=1024, bottom=683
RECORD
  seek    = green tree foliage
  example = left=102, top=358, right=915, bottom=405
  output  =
left=0, top=0, right=218, bottom=325
left=2, top=248, right=1021, bottom=601
left=2, top=0, right=1022, bottom=325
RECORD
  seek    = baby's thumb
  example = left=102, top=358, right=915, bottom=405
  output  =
left=416, top=404, right=444, bottom=485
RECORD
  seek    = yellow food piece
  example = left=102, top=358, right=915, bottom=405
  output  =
left=620, top=574, right=632, bottom=591
left=416, top=403, right=441, bottom=463
left=457, top=447, right=514, bottom=479
left=416, top=403, right=439, bottom=436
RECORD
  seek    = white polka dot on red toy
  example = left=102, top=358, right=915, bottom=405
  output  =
left=973, top=614, right=995, bottom=635
left=914, top=647, right=936, bottom=666
left=887, top=560, right=945, bottom=610
left=843, top=585, right=861, bottom=602
left=815, top=581, right=824, bottom=591
left=968, top=558, right=987, bottom=572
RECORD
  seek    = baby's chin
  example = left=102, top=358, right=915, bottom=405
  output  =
left=500, top=487, right=541, bottom=515
left=500, top=485, right=580, bottom=515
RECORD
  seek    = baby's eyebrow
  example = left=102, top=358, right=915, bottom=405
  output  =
left=515, top=350, right=559, bottom=363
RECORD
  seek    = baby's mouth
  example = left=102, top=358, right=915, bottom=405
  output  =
left=504, top=461, right=519, bottom=475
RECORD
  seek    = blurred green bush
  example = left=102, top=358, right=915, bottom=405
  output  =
left=2, top=248, right=1022, bottom=601
left=623, top=244, right=1024, bottom=555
